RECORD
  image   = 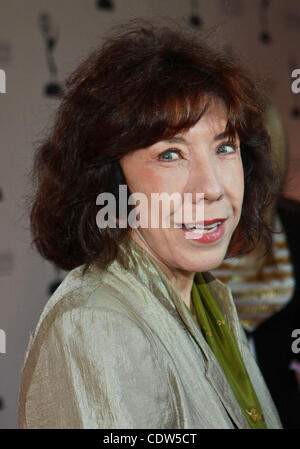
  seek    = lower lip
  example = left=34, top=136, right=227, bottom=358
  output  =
left=181, top=221, right=225, bottom=243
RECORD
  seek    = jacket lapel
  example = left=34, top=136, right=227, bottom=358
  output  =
left=168, top=275, right=250, bottom=429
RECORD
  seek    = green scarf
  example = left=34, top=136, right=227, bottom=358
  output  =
left=187, top=272, right=267, bottom=429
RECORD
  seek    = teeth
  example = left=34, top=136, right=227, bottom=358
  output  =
left=188, top=225, right=218, bottom=234
left=184, top=221, right=221, bottom=230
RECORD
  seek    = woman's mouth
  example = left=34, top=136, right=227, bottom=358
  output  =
left=178, top=219, right=226, bottom=243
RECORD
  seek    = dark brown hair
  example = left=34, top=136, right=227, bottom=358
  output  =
left=29, top=20, right=279, bottom=272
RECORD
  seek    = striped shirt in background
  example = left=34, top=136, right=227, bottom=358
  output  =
left=212, top=214, right=295, bottom=333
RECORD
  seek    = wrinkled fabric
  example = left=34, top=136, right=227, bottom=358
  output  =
left=18, top=239, right=282, bottom=429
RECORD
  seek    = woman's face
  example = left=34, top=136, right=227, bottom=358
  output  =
left=120, top=97, right=244, bottom=274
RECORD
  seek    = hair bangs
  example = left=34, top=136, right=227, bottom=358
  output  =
left=131, top=87, right=237, bottom=152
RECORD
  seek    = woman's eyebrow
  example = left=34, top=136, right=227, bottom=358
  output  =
left=160, top=131, right=236, bottom=145
left=161, top=136, right=187, bottom=144
left=214, top=131, right=230, bottom=141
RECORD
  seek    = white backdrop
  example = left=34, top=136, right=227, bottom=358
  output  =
left=0, top=0, right=299, bottom=428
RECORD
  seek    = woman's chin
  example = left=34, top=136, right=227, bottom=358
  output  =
left=176, top=250, right=227, bottom=274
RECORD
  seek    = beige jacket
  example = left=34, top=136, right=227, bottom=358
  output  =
left=18, top=239, right=282, bottom=429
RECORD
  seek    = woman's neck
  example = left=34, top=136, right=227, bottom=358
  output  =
left=130, top=231, right=195, bottom=309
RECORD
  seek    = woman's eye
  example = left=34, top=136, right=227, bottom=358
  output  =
left=217, top=142, right=237, bottom=154
left=158, top=149, right=181, bottom=161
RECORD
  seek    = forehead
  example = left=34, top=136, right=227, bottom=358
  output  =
left=181, top=97, right=228, bottom=139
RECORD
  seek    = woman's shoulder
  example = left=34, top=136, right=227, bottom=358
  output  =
left=35, top=264, right=119, bottom=323
left=19, top=262, right=168, bottom=429
left=24, top=262, right=142, bottom=363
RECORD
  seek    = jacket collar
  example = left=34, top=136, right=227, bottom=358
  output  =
left=116, top=238, right=250, bottom=428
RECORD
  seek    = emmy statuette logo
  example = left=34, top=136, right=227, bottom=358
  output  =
left=39, top=12, right=63, bottom=98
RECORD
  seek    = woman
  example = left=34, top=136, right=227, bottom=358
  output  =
left=19, top=21, right=282, bottom=429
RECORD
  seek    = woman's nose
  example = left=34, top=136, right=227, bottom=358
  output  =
left=185, top=157, right=224, bottom=202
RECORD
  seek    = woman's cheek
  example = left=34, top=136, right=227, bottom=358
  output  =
left=141, top=168, right=187, bottom=195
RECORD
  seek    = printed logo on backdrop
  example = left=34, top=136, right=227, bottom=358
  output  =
left=259, top=0, right=272, bottom=44
left=39, top=12, right=63, bottom=98
left=189, top=0, right=203, bottom=28
left=96, top=0, right=114, bottom=10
